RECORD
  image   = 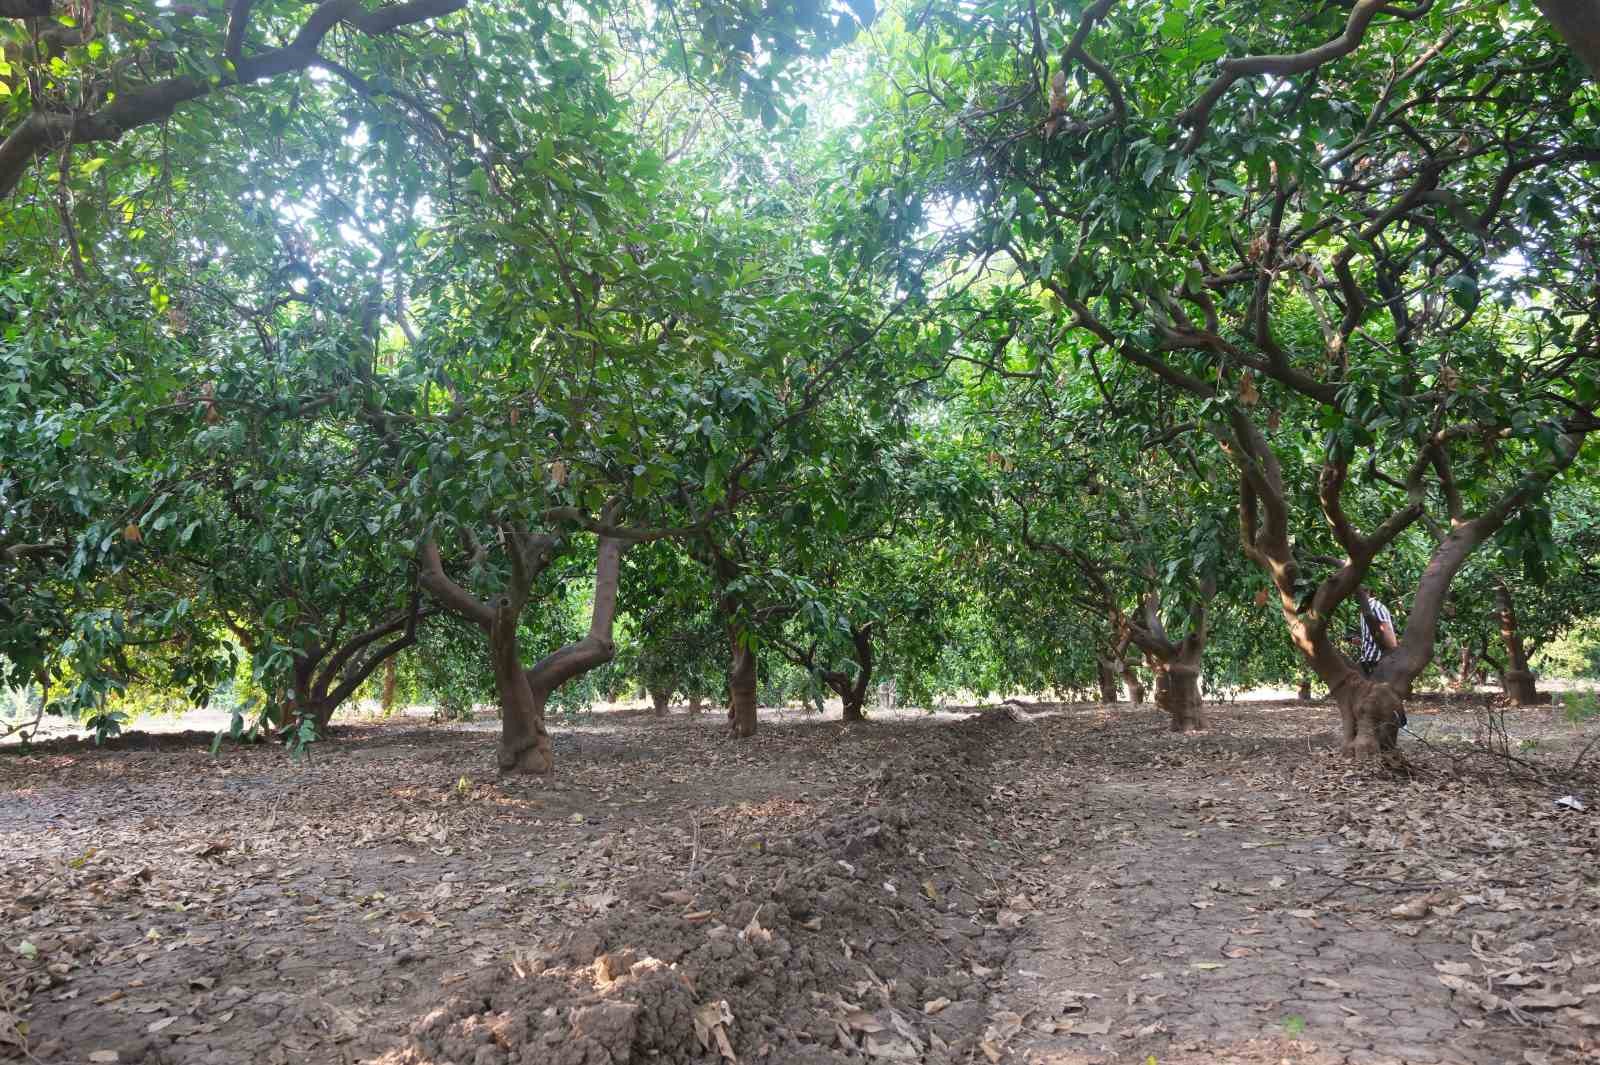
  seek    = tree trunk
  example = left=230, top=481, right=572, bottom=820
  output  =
left=490, top=600, right=554, bottom=774
left=728, top=630, right=758, bottom=737
left=1154, top=659, right=1205, bottom=731
left=1494, top=579, right=1540, bottom=706
left=1331, top=670, right=1404, bottom=755
left=1452, top=643, right=1478, bottom=692
left=381, top=657, right=398, bottom=713
left=1121, top=666, right=1145, bottom=705
left=1298, top=678, right=1313, bottom=701
left=687, top=693, right=704, bottom=715
left=1095, top=658, right=1119, bottom=704
left=841, top=624, right=874, bottom=722
left=650, top=688, right=671, bottom=716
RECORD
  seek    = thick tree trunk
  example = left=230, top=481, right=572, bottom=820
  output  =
left=1121, top=666, right=1145, bottom=705
left=687, top=693, right=704, bottom=715
left=1494, top=579, right=1540, bottom=705
left=1331, top=670, right=1404, bottom=755
left=650, top=688, right=671, bottom=716
left=491, top=602, right=553, bottom=774
left=728, top=631, right=758, bottom=737
left=841, top=689, right=866, bottom=721
left=1154, top=659, right=1205, bottom=731
left=1096, top=658, right=1119, bottom=704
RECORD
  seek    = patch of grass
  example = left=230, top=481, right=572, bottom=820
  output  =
left=1281, top=1015, right=1306, bottom=1038
left=1562, top=690, right=1599, bottom=727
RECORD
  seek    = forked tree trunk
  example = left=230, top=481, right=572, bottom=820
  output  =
left=1095, top=658, right=1119, bottom=704
left=421, top=533, right=630, bottom=774
left=1122, top=666, right=1145, bottom=705
left=1494, top=579, right=1540, bottom=706
left=649, top=688, right=671, bottom=716
left=839, top=624, right=874, bottom=723
left=728, top=631, right=758, bottom=737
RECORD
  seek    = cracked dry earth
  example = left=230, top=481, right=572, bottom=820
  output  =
left=2, top=697, right=1598, bottom=1065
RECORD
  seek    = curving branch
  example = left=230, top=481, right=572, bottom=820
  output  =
left=1177, top=0, right=1437, bottom=151
left=0, top=0, right=468, bottom=198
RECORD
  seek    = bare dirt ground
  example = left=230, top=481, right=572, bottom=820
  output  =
left=2, top=695, right=1597, bottom=1065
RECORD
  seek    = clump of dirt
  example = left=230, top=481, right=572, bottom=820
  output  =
left=389, top=716, right=1020, bottom=1065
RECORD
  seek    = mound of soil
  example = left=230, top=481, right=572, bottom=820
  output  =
left=388, top=715, right=1025, bottom=1065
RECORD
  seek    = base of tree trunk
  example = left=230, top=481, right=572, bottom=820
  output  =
left=842, top=698, right=865, bottom=723
left=498, top=733, right=554, bottom=774
left=687, top=695, right=704, bottom=715
left=650, top=689, right=671, bottom=716
left=1096, top=659, right=1119, bottom=704
left=728, top=638, right=758, bottom=737
left=1336, top=678, right=1403, bottom=756
left=1122, top=668, right=1145, bottom=705
left=1502, top=669, right=1541, bottom=706
left=1297, top=680, right=1312, bottom=701
left=1157, top=664, right=1205, bottom=731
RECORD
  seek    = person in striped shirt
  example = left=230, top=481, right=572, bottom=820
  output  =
left=1355, top=587, right=1399, bottom=677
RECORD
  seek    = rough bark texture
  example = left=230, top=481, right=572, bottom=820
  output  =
left=1494, top=579, right=1541, bottom=706
left=727, top=632, right=758, bottom=737
left=1154, top=659, right=1205, bottom=732
left=1330, top=671, right=1404, bottom=755
left=1096, top=658, right=1120, bottom=704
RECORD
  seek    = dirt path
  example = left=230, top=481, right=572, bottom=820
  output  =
left=988, top=701, right=1600, bottom=1065
left=3, top=697, right=1597, bottom=1064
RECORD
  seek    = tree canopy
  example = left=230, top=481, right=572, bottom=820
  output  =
left=3, top=0, right=1599, bottom=766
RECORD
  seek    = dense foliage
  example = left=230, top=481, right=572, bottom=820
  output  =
left=3, top=0, right=1599, bottom=765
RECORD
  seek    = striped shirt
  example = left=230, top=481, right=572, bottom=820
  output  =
left=1359, top=598, right=1395, bottom=664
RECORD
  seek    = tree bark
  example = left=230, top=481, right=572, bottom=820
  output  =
left=420, top=531, right=630, bottom=774
left=1122, top=665, right=1145, bottom=705
left=381, top=656, right=398, bottom=713
left=650, top=688, right=671, bottom=715
left=727, top=629, right=758, bottom=737
left=1298, top=678, right=1313, bottom=701
left=1153, top=657, right=1205, bottom=731
left=1096, top=657, right=1120, bottom=704
left=1534, top=0, right=1600, bottom=79
left=839, top=624, right=874, bottom=722
left=687, top=693, right=704, bottom=715
left=1493, top=578, right=1540, bottom=705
